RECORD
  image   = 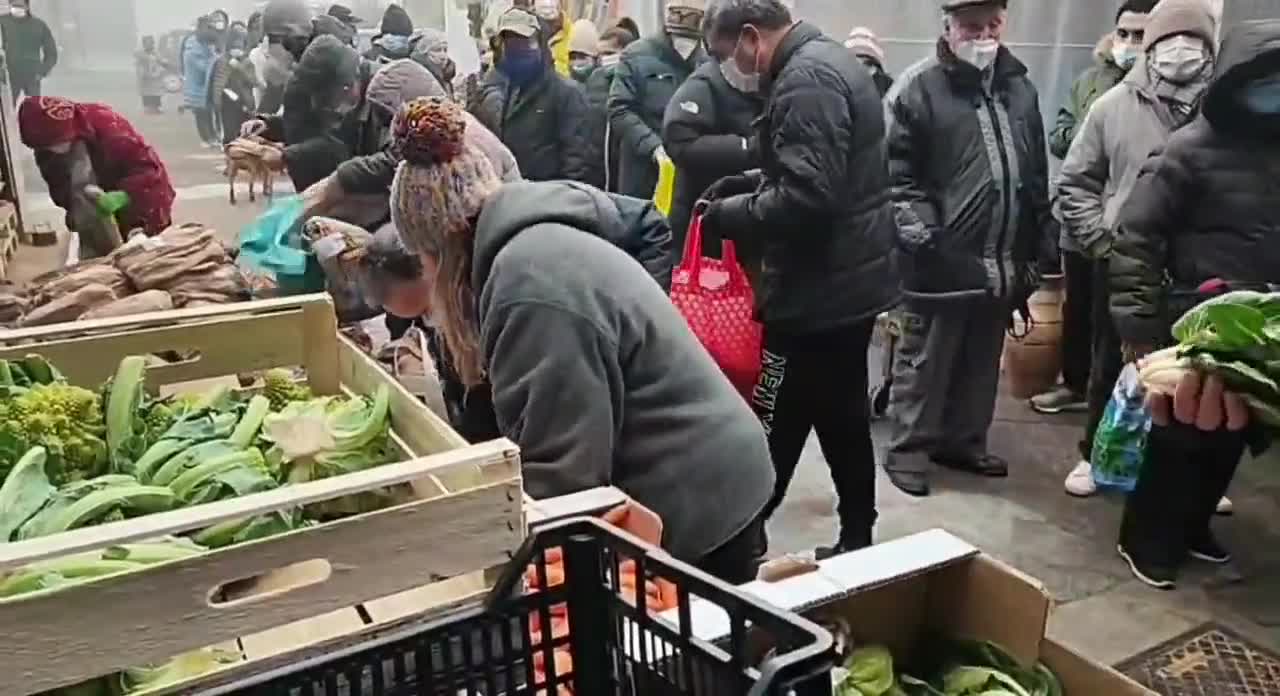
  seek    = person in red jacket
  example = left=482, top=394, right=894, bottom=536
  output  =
left=18, top=96, right=176, bottom=257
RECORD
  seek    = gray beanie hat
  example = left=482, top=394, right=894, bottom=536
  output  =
left=1143, top=0, right=1216, bottom=52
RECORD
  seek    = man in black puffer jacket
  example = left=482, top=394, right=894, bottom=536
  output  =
left=1107, top=19, right=1280, bottom=589
left=701, top=0, right=899, bottom=558
left=661, top=57, right=763, bottom=271
left=881, top=0, right=1055, bottom=497
left=609, top=1, right=708, bottom=199
left=470, top=8, right=591, bottom=183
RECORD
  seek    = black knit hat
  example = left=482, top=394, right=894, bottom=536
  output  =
left=381, top=4, right=413, bottom=36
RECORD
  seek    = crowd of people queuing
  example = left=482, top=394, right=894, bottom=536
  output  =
left=12, top=0, right=1280, bottom=590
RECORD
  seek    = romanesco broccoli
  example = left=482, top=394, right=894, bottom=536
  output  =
left=262, top=369, right=312, bottom=411
left=0, top=383, right=108, bottom=485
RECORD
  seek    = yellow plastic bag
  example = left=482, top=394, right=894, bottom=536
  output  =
left=653, top=154, right=676, bottom=218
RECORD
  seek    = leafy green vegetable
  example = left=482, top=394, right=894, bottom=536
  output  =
left=16, top=475, right=171, bottom=540
left=192, top=510, right=307, bottom=548
left=942, top=666, right=1031, bottom=696
left=116, top=647, right=241, bottom=694
left=0, top=537, right=204, bottom=599
left=836, top=645, right=898, bottom=696
left=104, top=356, right=149, bottom=475
left=0, top=447, right=55, bottom=540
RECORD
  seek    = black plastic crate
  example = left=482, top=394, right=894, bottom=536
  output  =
left=215, top=517, right=835, bottom=696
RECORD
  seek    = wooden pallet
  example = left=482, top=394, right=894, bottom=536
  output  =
left=0, top=295, right=530, bottom=695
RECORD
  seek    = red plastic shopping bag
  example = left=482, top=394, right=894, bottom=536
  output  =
left=669, top=214, right=763, bottom=398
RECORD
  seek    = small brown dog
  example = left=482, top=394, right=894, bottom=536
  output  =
left=225, top=136, right=284, bottom=205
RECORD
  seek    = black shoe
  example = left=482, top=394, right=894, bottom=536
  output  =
left=933, top=453, right=1009, bottom=478
left=886, top=469, right=930, bottom=497
left=1188, top=533, right=1232, bottom=564
left=1118, top=544, right=1177, bottom=590
left=815, top=537, right=872, bottom=561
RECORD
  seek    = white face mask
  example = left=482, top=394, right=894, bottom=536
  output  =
left=672, top=35, right=699, bottom=60
left=599, top=53, right=621, bottom=68
left=10, top=7, right=27, bottom=17
left=1112, top=43, right=1139, bottom=70
left=720, top=58, right=759, bottom=93
left=955, top=38, right=999, bottom=72
left=1152, top=35, right=1209, bottom=83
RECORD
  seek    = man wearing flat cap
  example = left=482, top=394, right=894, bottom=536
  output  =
left=881, top=0, right=1056, bottom=496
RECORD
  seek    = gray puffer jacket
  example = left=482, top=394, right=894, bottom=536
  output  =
left=1054, top=54, right=1189, bottom=257
left=472, top=181, right=770, bottom=561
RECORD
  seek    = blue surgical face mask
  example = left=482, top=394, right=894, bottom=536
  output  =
left=1240, top=76, right=1280, bottom=114
left=499, top=44, right=544, bottom=87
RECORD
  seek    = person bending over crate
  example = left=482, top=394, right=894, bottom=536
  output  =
left=383, top=96, right=773, bottom=584
left=18, top=96, right=176, bottom=258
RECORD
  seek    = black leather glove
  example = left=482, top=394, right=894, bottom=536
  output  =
left=701, top=171, right=761, bottom=201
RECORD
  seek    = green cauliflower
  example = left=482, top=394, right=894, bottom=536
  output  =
left=262, top=368, right=312, bottom=411
left=0, top=383, right=108, bottom=485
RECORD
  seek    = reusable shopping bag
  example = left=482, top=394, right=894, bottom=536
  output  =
left=237, top=195, right=322, bottom=295
left=669, top=214, right=762, bottom=399
left=1090, top=363, right=1152, bottom=492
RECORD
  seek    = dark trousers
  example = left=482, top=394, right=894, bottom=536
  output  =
left=9, top=72, right=40, bottom=102
left=1081, top=260, right=1124, bottom=459
left=192, top=108, right=217, bottom=143
left=695, top=516, right=763, bottom=584
left=1061, top=251, right=1093, bottom=395
left=1120, top=422, right=1244, bottom=567
left=753, top=319, right=877, bottom=545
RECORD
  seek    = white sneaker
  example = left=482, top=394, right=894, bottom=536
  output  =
left=1216, top=496, right=1233, bottom=515
left=1064, top=460, right=1097, bottom=497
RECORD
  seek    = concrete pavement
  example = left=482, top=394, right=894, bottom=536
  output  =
left=10, top=69, right=1280, bottom=675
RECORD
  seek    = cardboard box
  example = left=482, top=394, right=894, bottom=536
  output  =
left=663, top=529, right=1155, bottom=695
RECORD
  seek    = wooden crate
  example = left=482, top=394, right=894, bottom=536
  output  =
left=0, top=295, right=526, bottom=695
left=0, top=200, right=16, bottom=281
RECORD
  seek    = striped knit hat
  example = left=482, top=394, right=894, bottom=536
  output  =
left=389, top=97, right=502, bottom=256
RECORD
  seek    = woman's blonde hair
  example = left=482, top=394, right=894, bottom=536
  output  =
left=389, top=97, right=503, bottom=386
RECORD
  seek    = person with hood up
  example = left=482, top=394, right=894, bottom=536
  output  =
left=698, top=0, right=899, bottom=557
left=411, top=28, right=457, bottom=100
left=609, top=0, right=708, bottom=199
left=844, top=26, right=893, bottom=97
left=660, top=53, right=763, bottom=271
left=245, top=35, right=378, bottom=191
left=1031, top=0, right=1159, bottom=424
left=1055, top=0, right=1221, bottom=501
left=1, top=0, right=56, bottom=101
left=387, top=96, right=769, bottom=582
left=567, top=18, right=601, bottom=84
left=303, top=58, right=520, bottom=227
left=567, top=19, right=606, bottom=187
left=470, top=8, right=592, bottom=184
left=531, top=0, right=572, bottom=76
left=19, top=96, right=176, bottom=258
left=367, top=3, right=414, bottom=63
left=1107, top=18, right=1280, bottom=589
left=184, top=16, right=221, bottom=148
left=881, top=0, right=1056, bottom=497
left=136, top=36, right=168, bottom=114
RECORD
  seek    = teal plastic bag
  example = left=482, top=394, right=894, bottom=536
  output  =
left=237, top=195, right=324, bottom=294
left=1091, top=364, right=1151, bottom=492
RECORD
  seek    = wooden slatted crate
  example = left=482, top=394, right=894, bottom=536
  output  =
left=0, top=295, right=526, bottom=695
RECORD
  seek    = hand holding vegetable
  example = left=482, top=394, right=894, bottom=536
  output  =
left=1142, top=367, right=1250, bottom=432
